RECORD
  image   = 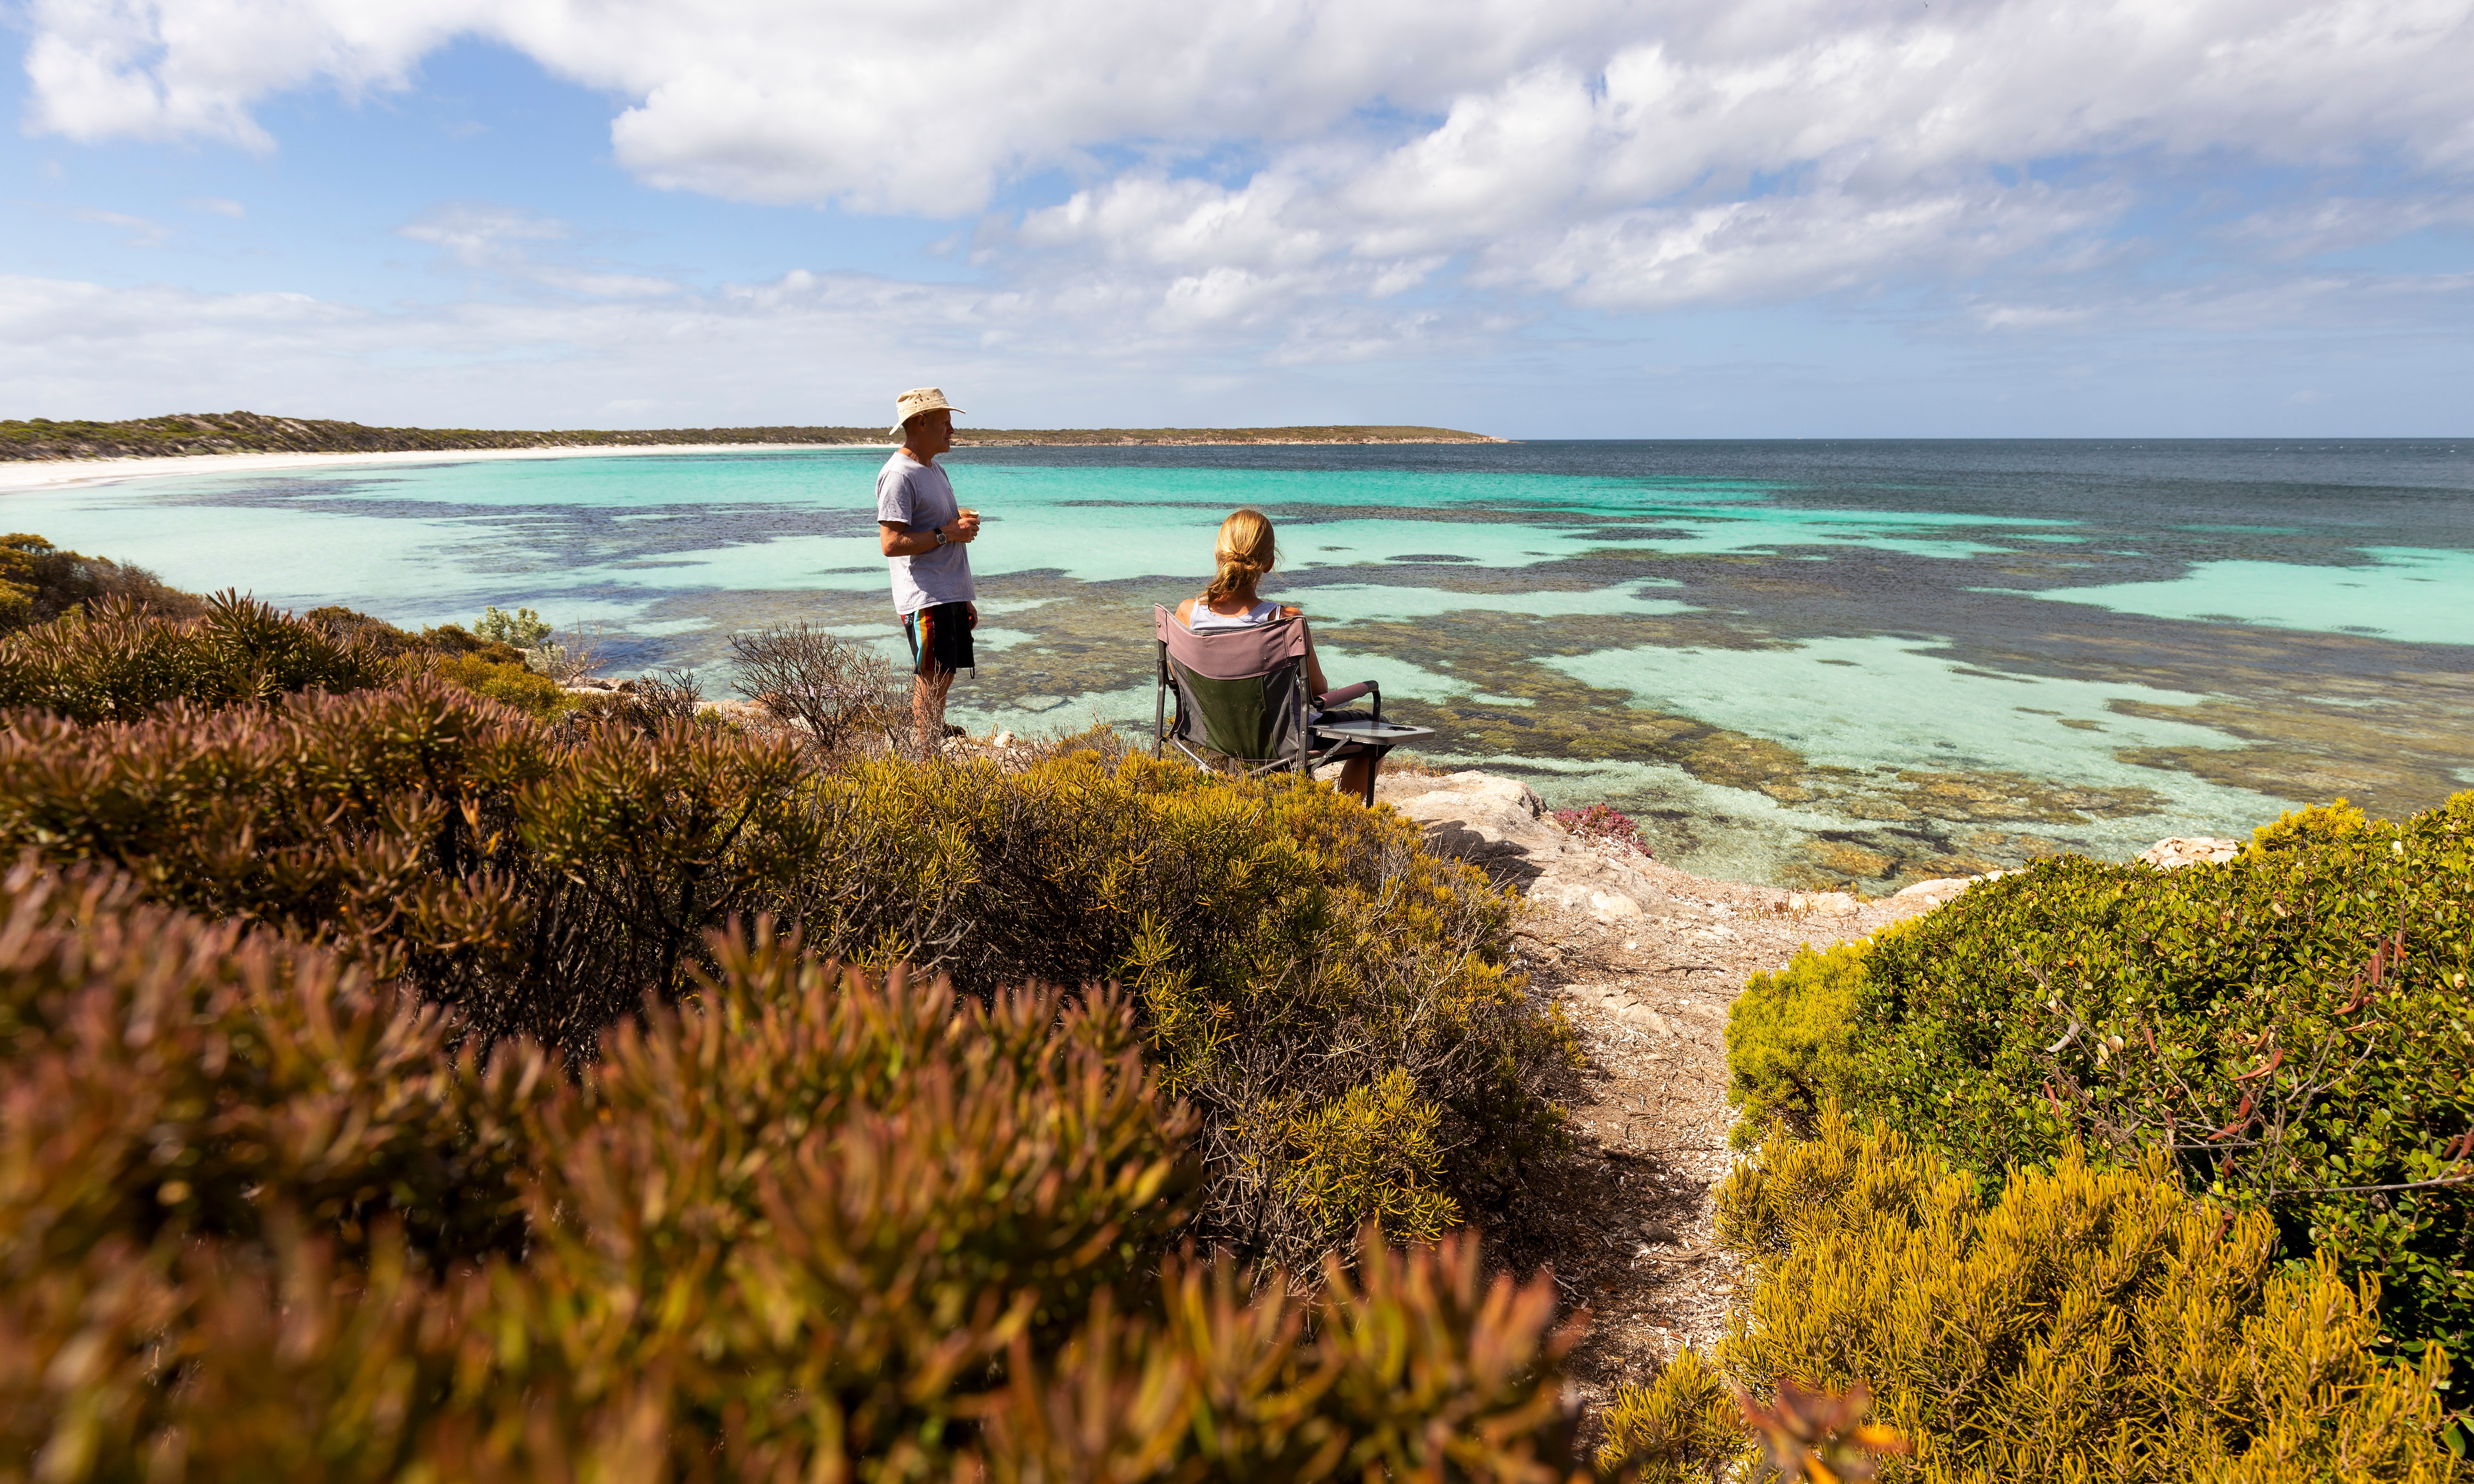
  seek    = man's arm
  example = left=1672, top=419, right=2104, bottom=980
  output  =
left=877, top=514, right=982, bottom=556
left=880, top=521, right=942, bottom=557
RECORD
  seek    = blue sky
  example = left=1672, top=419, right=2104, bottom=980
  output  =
left=5, top=0, right=2471, bottom=437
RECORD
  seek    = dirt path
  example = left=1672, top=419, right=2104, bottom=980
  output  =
left=1371, top=771, right=1949, bottom=1425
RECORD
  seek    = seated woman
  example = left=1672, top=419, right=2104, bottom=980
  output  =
left=1176, top=506, right=1381, bottom=799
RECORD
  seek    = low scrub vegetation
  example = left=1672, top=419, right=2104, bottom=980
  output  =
left=1724, top=793, right=2474, bottom=1444
left=0, top=533, right=201, bottom=633
left=0, top=867, right=1594, bottom=1479
left=0, top=590, right=1570, bottom=1274
left=1601, top=1112, right=2464, bottom=1481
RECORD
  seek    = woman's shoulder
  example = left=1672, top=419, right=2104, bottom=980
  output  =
left=1277, top=603, right=1303, bottom=619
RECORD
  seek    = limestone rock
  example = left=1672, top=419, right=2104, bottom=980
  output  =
left=1376, top=770, right=1668, bottom=925
left=1785, top=891, right=1860, bottom=917
left=2138, top=836, right=2242, bottom=870
left=1891, top=876, right=1975, bottom=905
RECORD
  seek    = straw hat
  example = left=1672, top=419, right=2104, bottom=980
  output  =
left=891, top=387, right=965, bottom=436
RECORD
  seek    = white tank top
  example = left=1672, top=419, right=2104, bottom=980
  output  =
left=1186, top=597, right=1278, bottom=631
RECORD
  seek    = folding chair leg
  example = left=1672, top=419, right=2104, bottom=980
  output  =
left=1153, top=640, right=1167, bottom=759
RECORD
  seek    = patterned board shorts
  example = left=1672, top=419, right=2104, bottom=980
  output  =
left=902, top=601, right=976, bottom=677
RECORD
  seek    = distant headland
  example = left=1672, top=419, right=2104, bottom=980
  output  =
left=0, top=410, right=1505, bottom=462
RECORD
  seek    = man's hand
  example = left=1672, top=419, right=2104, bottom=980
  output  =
left=949, top=510, right=981, bottom=545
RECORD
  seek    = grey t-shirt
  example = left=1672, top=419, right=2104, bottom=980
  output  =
left=875, top=450, right=976, bottom=615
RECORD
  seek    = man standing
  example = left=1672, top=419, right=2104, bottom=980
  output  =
left=877, top=387, right=981, bottom=757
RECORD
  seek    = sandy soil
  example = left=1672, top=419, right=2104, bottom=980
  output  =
left=0, top=442, right=869, bottom=494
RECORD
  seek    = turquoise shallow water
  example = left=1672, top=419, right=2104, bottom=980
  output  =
left=19, top=439, right=2472, bottom=888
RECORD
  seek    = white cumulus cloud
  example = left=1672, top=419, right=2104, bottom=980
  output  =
left=14, top=0, right=2474, bottom=394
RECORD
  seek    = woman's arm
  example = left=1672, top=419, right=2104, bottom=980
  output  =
left=1299, top=617, right=1331, bottom=698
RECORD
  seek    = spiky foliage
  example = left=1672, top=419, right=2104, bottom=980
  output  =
left=0, top=866, right=1592, bottom=1482
left=1594, top=1349, right=1745, bottom=1482
left=0, top=590, right=389, bottom=720
left=1599, top=1111, right=2463, bottom=1483
left=0, top=859, right=545, bottom=1276
left=0, top=597, right=1569, bottom=1268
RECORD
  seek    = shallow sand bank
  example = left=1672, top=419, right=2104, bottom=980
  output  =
left=0, top=441, right=880, bottom=494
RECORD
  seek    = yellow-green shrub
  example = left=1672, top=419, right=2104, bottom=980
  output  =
left=2250, top=796, right=2373, bottom=853
left=415, top=648, right=580, bottom=720
left=1599, top=1110, right=2464, bottom=1483
left=1723, top=937, right=1873, bottom=1144
left=770, top=747, right=1573, bottom=1267
left=1272, top=1068, right=1461, bottom=1244
left=1594, top=1347, right=1744, bottom=1482
left=1749, top=793, right=2474, bottom=1358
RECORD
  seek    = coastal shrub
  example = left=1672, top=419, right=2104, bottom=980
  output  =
left=753, top=748, right=1570, bottom=1265
left=411, top=646, right=581, bottom=720
left=1594, top=1348, right=1744, bottom=1481
left=0, top=670, right=1568, bottom=1258
left=1271, top=1067, right=1463, bottom=1244
left=1726, top=794, right=2474, bottom=1357
left=2251, top=796, right=2373, bottom=853
left=1553, top=803, right=1650, bottom=855
left=473, top=603, right=553, bottom=650
left=0, top=591, right=390, bottom=722
left=1723, top=937, right=1873, bottom=1143
left=0, top=869, right=1592, bottom=1482
left=0, top=858, right=546, bottom=1276
left=729, top=618, right=903, bottom=754
left=1598, top=1111, right=2465, bottom=1483
left=302, top=602, right=419, bottom=655
left=0, top=681, right=828, bottom=1057
left=0, top=533, right=203, bottom=632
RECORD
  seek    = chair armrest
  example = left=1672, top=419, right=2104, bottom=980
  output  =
left=1317, top=681, right=1376, bottom=706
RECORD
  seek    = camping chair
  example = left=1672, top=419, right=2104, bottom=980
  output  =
left=1152, top=606, right=1433, bottom=804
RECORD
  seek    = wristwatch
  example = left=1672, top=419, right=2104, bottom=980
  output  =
left=931, top=526, right=948, bottom=547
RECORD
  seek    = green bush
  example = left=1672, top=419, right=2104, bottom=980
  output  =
left=0, top=869, right=1593, bottom=1482
left=473, top=603, right=553, bottom=650
left=1724, top=937, right=1873, bottom=1142
left=1594, top=1348, right=1743, bottom=1483
left=1599, top=1111, right=2464, bottom=1483
left=1723, top=795, right=2474, bottom=1360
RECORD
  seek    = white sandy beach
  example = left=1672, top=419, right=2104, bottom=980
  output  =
left=0, top=442, right=890, bottom=495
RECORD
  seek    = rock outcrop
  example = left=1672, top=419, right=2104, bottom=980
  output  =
left=2138, top=835, right=2244, bottom=869
left=1375, top=771, right=1673, bottom=924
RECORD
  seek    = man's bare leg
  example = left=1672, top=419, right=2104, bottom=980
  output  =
left=1338, top=754, right=1377, bottom=801
left=913, top=669, right=956, bottom=758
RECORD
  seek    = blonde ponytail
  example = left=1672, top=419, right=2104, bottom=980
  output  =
left=1204, top=507, right=1278, bottom=604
